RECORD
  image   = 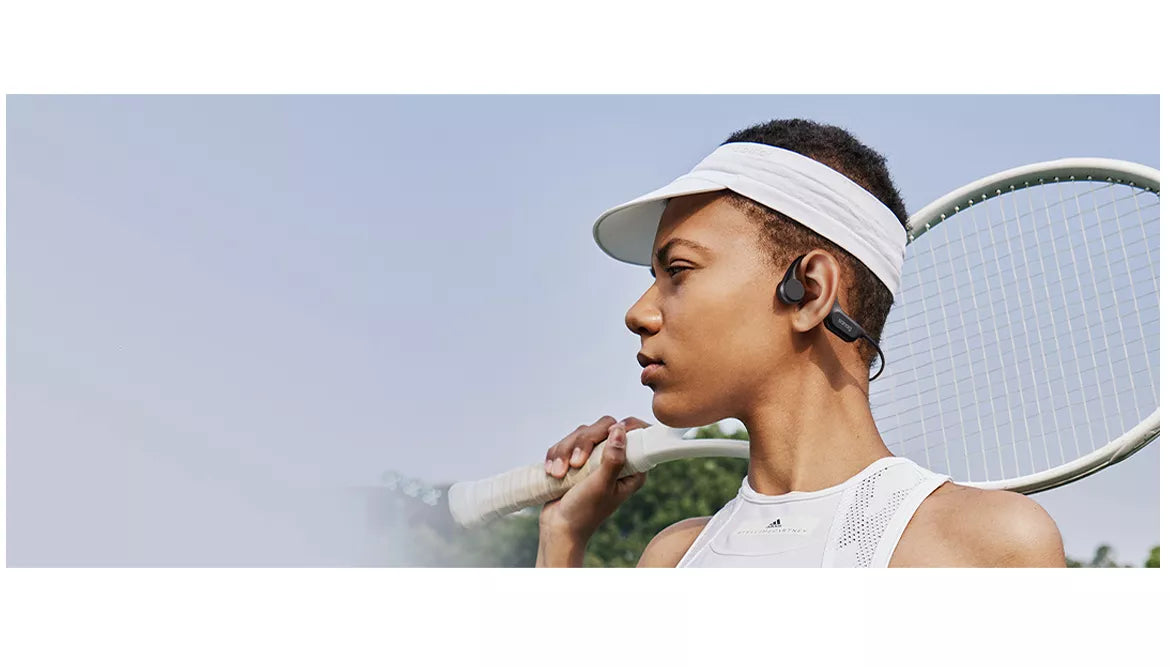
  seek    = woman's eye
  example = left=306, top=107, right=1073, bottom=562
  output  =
left=650, top=265, right=691, bottom=279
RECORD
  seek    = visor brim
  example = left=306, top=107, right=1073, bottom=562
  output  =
left=591, top=175, right=727, bottom=266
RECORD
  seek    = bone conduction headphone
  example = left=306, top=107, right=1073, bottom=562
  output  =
left=776, top=254, right=886, bottom=381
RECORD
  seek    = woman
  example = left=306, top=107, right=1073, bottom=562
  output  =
left=535, top=119, right=1065, bottom=568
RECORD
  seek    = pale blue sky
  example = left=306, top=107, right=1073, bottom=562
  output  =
left=6, top=95, right=1159, bottom=565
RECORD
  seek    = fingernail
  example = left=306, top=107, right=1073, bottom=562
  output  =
left=545, top=460, right=552, bottom=474
left=570, top=447, right=584, bottom=466
left=554, top=458, right=567, bottom=476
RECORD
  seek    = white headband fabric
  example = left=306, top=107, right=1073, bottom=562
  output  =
left=591, top=142, right=907, bottom=295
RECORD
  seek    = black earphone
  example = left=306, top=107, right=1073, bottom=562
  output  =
left=776, top=254, right=886, bottom=381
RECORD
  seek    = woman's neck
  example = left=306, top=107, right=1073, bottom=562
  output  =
left=739, top=368, right=891, bottom=496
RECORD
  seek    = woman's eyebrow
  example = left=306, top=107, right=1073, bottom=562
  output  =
left=653, top=238, right=712, bottom=267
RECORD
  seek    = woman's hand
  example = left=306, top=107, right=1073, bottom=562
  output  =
left=535, top=415, right=651, bottom=566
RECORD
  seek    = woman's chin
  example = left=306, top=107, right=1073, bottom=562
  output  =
left=650, top=392, right=721, bottom=429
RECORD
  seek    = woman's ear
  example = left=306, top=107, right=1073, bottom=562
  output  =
left=789, top=250, right=841, bottom=334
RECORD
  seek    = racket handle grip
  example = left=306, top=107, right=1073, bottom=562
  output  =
left=447, top=437, right=649, bottom=528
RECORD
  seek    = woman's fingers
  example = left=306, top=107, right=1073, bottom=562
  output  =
left=545, top=415, right=617, bottom=479
left=541, top=415, right=653, bottom=480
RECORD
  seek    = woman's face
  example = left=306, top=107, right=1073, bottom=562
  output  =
left=625, top=192, right=792, bottom=428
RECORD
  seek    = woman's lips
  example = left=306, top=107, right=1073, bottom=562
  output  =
left=641, top=363, right=665, bottom=385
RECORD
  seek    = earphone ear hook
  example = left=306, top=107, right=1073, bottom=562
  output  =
left=775, top=253, right=887, bottom=381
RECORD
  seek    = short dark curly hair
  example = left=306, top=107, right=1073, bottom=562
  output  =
left=721, top=119, right=908, bottom=367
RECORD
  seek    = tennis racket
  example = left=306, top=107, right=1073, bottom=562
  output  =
left=447, top=157, right=1160, bottom=527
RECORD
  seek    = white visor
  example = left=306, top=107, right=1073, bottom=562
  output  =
left=591, top=142, right=907, bottom=295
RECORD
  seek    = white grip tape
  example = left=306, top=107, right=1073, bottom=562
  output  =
left=447, top=430, right=654, bottom=528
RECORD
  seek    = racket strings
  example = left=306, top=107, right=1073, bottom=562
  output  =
left=923, top=240, right=961, bottom=477
left=898, top=230, right=1159, bottom=300
left=1095, top=184, right=1156, bottom=401
left=879, top=287, right=1160, bottom=364
left=870, top=321, right=1158, bottom=404
left=872, top=334, right=1157, bottom=431
left=1001, top=189, right=1045, bottom=473
left=897, top=200, right=1159, bottom=290
left=1129, top=187, right=1159, bottom=301
left=891, top=238, right=1159, bottom=319
left=1067, top=183, right=1131, bottom=448
left=872, top=179, right=1159, bottom=483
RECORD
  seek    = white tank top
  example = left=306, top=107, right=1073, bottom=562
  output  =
left=677, top=456, right=949, bottom=568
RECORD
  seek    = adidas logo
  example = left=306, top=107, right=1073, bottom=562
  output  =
left=734, top=515, right=811, bottom=536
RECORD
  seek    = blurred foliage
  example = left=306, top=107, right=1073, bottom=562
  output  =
left=363, top=485, right=540, bottom=566
left=1065, top=544, right=1160, bottom=568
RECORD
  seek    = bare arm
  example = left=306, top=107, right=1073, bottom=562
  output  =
left=535, top=520, right=588, bottom=567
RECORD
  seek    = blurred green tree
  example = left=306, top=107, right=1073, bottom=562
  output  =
left=1065, top=544, right=1161, bottom=568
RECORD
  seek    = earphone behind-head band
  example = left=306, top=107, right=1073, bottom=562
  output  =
left=776, top=254, right=887, bottom=381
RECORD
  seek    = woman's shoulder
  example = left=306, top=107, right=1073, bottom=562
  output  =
left=890, top=481, right=1066, bottom=567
